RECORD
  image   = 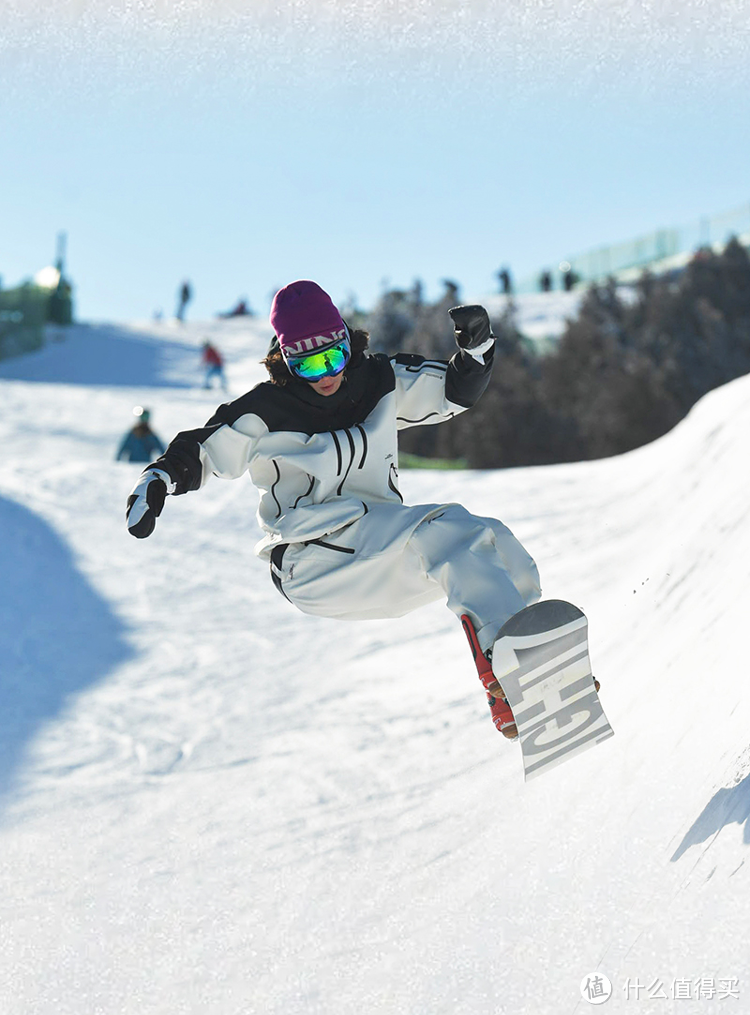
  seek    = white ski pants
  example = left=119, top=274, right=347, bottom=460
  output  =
left=270, top=502, right=541, bottom=653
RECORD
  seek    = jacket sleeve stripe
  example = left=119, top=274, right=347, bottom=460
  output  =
left=388, top=463, right=404, bottom=502
left=270, top=460, right=283, bottom=517
left=396, top=410, right=454, bottom=425
left=355, top=424, right=368, bottom=469
left=331, top=431, right=343, bottom=476
left=292, top=474, right=315, bottom=509
left=337, top=430, right=356, bottom=496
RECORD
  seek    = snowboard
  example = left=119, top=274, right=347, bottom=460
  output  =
left=491, top=600, right=614, bottom=781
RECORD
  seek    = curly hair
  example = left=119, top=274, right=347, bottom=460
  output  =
left=261, top=328, right=370, bottom=386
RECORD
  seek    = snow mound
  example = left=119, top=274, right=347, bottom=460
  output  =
left=0, top=319, right=749, bottom=1014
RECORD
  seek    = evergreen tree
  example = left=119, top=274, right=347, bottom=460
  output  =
left=368, top=238, right=750, bottom=468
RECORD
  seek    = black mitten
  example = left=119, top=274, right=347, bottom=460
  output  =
left=126, top=469, right=172, bottom=538
left=448, top=305, right=493, bottom=351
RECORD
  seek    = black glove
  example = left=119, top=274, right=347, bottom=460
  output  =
left=126, top=469, right=172, bottom=539
left=448, top=305, right=494, bottom=351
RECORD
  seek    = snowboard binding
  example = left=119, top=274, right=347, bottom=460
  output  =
left=461, top=614, right=519, bottom=740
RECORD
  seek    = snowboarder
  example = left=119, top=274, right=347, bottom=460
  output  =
left=116, top=407, right=166, bottom=463
left=126, top=280, right=542, bottom=738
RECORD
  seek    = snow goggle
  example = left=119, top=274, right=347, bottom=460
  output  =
left=285, top=336, right=351, bottom=381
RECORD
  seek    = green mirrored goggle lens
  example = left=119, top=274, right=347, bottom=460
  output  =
left=287, top=339, right=351, bottom=381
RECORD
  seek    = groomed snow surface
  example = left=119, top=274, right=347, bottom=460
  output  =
left=1, top=309, right=749, bottom=1015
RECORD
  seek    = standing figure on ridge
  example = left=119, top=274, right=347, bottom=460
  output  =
left=176, top=280, right=192, bottom=322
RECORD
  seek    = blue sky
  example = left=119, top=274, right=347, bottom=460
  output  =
left=2, top=0, right=749, bottom=322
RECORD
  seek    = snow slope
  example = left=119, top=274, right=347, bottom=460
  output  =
left=480, top=289, right=585, bottom=344
left=1, top=315, right=749, bottom=1015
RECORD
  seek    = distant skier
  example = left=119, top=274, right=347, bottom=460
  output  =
left=217, top=298, right=252, bottom=318
left=116, top=407, right=166, bottom=463
left=126, top=280, right=542, bottom=738
left=201, top=341, right=227, bottom=391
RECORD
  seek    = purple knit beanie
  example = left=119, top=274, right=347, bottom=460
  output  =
left=270, top=280, right=348, bottom=358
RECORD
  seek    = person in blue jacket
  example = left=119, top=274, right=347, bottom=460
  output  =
left=116, top=407, right=166, bottom=463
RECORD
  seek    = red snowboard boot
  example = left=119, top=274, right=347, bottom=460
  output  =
left=461, top=615, right=518, bottom=740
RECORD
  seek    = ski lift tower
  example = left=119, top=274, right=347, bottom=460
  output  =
left=48, top=231, right=74, bottom=325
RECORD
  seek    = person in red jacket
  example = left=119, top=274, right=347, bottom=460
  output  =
left=201, top=341, right=227, bottom=391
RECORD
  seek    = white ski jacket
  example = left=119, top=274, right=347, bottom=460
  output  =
left=151, top=346, right=494, bottom=560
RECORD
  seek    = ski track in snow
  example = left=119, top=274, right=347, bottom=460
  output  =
left=0, top=314, right=749, bottom=1014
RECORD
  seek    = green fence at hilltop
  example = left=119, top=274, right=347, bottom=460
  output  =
left=0, top=282, right=73, bottom=361
left=515, top=200, right=750, bottom=292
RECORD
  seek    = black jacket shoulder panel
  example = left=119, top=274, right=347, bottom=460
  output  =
left=150, top=354, right=398, bottom=495
left=210, top=353, right=396, bottom=435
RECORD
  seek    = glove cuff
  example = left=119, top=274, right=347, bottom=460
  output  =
left=464, top=335, right=495, bottom=362
left=147, top=468, right=176, bottom=495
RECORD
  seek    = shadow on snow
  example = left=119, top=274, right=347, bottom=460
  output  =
left=0, top=494, right=134, bottom=807
left=671, top=773, right=750, bottom=862
left=0, top=323, right=197, bottom=388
